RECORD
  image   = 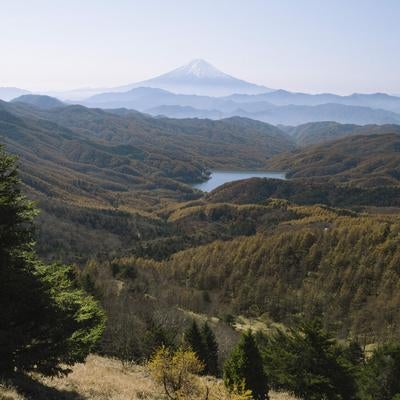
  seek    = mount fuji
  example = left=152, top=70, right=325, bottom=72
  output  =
left=113, top=59, right=271, bottom=96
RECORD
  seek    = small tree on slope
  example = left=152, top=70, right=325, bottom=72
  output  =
left=185, top=320, right=207, bottom=371
left=224, top=330, right=269, bottom=400
left=358, top=344, right=400, bottom=400
left=202, top=322, right=219, bottom=376
left=262, top=320, right=356, bottom=400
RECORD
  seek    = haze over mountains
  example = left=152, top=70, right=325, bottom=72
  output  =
left=26, top=59, right=271, bottom=101
left=0, top=87, right=30, bottom=101
left=4, top=59, right=400, bottom=126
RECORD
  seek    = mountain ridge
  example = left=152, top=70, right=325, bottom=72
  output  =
left=82, top=87, right=400, bottom=125
left=12, top=94, right=65, bottom=109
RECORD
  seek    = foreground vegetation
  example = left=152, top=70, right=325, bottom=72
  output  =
left=0, top=146, right=104, bottom=377
left=0, top=355, right=297, bottom=400
left=3, top=324, right=400, bottom=400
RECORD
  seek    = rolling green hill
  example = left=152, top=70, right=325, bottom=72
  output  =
left=204, top=177, right=400, bottom=208
left=266, top=133, right=400, bottom=188
left=37, top=106, right=296, bottom=170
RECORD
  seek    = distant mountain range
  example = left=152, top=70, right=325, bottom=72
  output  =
left=81, top=86, right=400, bottom=126
left=11, top=94, right=400, bottom=146
left=227, top=90, right=400, bottom=113
left=4, top=59, right=400, bottom=125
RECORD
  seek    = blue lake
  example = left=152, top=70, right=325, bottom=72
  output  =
left=192, top=170, right=286, bottom=192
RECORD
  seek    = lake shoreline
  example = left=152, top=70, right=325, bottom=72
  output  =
left=192, top=170, right=287, bottom=192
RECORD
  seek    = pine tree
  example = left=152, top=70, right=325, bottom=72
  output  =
left=263, top=320, right=356, bottom=400
left=224, top=331, right=269, bottom=400
left=358, top=344, right=400, bottom=400
left=202, top=322, right=219, bottom=376
left=142, top=319, right=174, bottom=359
left=184, top=320, right=207, bottom=369
left=0, top=146, right=105, bottom=376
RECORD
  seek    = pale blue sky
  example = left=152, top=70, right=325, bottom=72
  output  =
left=1, top=0, right=399, bottom=94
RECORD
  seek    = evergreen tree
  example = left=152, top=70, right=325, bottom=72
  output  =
left=184, top=320, right=207, bottom=369
left=142, top=319, right=174, bottom=359
left=0, top=146, right=105, bottom=376
left=202, top=322, right=219, bottom=376
left=344, top=340, right=365, bottom=366
left=224, top=331, right=269, bottom=400
left=358, top=344, right=400, bottom=400
left=262, top=320, right=356, bottom=400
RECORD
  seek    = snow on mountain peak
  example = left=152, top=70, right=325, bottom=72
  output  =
left=169, top=59, right=229, bottom=79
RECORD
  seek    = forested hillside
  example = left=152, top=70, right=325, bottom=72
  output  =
left=92, top=202, right=400, bottom=342
left=0, top=100, right=294, bottom=261
left=266, top=133, right=400, bottom=188
left=205, top=178, right=400, bottom=208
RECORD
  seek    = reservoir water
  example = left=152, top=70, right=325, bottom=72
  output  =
left=193, top=170, right=286, bottom=192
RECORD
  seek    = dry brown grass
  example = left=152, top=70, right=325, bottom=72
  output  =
left=1, top=355, right=296, bottom=400
left=41, top=356, right=157, bottom=400
left=0, top=384, right=25, bottom=400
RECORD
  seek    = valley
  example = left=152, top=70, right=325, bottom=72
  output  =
left=3, top=97, right=400, bottom=332
left=3, top=96, right=400, bottom=399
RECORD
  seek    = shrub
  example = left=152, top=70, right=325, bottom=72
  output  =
left=147, top=347, right=204, bottom=400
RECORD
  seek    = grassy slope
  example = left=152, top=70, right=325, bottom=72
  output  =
left=0, top=355, right=296, bottom=400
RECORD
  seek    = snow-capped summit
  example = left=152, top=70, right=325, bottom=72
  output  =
left=114, top=59, right=271, bottom=97
left=169, top=59, right=230, bottom=79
